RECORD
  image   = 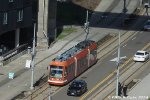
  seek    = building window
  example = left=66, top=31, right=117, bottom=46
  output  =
left=3, top=12, right=8, bottom=25
left=17, top=9, right=23, bottom=22
left=9, top=0, right=14, bottom=2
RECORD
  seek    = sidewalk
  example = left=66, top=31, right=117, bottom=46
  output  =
left=127, top=73, right=150, bottom=100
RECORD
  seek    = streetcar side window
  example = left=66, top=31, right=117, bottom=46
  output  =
left=90, top=49, right=97, bottom=56
left=77, top=58, right=87, bottom=72
left=67, top=63, right=75, bottom=74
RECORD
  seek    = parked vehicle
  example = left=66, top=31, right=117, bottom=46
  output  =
left=133, top=50, right=149, bottom=62
left=47, top=40, right=97, bottom=86
left=67, top=80, right=87, bottom=96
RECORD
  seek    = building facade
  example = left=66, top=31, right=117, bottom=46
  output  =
left=0, top=0, right=33, bottom=64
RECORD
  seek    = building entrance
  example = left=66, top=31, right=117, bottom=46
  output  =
left=0, top=31, right=15, bottom=55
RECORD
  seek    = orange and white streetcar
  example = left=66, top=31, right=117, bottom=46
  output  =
left=48, top=40, right=97, bottom=86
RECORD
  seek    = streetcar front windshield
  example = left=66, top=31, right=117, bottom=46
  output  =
left=50, top=65, right=63, bottom=78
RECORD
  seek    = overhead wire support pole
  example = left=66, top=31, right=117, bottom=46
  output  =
left=30, top=23, right=36, bottom=90
left=43, top=0, right=45, bottom=34
left=49, top=85, right=51, bottom=100
left=84, top=10, right=89, bottom=40
left=86, top=10, right=89, bottom=24
left=116, top=32, right=120, bottom=96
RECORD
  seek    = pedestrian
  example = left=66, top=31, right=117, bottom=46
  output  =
left=123, top=85, right=128, bottom=97
left=118, top=82, right=123, bottom=96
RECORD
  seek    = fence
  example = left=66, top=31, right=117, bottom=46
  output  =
left=0, top=44, right=29, bottom=66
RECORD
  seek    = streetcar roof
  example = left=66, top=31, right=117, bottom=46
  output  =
left=53, top=40, right=95, bottom=62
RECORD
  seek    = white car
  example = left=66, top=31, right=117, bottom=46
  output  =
left=144, top=20, right=150, bottom=30
left=133, top=50, right=149, bottom=62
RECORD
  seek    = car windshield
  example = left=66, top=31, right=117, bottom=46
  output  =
left=50, top=65, right=63, bottom=78
left=69, top=82, right=82, bottom=90
left=136, top=52, right=144, bottom=56
left=145, top=21, right=150, bottom=25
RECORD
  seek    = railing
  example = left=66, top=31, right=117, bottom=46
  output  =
left=0, top=44, right=29, bottom=66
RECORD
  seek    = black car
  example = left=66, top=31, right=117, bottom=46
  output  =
left=67, top=80, right=87, bottom=96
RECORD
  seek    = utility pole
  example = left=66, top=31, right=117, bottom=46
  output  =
left=30, top=23, right=36, bottom=90
left=116, top=32, right=121, bottom=96
left=122, top=0, right=127, bottom=14
left=49, top=85, right=51, bottom=100
left=84, top=10, right=89, bottom=40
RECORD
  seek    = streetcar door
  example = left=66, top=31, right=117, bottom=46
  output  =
left=64, top=67, right=67, bottom=78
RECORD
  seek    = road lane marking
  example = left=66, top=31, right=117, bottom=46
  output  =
left=123, top=44, right=127, bottom=47
left=142, top=43, right=150, bottom=50
left=132, top=37, right=136, bottom=40
left=112, top=52, right=116, bottom=55
left=80, top=42, right=150, bottom=100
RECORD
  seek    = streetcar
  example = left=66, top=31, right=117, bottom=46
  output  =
left=48, top=40, right=97, bottom=86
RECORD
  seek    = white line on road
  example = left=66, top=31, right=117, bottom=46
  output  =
left=132, top=37, right=136, bottom=40
left=112, top=52, right=116, bottom=55
left=123, top=44, right=127, bottom=47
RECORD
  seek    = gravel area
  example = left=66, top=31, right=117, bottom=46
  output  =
left=72, top=0, right=101, bottom=10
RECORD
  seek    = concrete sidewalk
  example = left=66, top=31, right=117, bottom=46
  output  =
left=127, top=73, right=150, bottom=100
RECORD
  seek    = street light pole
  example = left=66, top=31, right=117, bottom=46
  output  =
left=49, top=85, right=51, bottom=100
left=30, top=23, right=36, bottom=90
left=123, top=0, right=127, bottom=13
left=116, top=32, right=120, bottom=96
left=84, top=10, right=89, bottom=40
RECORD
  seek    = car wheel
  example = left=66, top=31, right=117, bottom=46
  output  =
left=67, top=93, right=70, bottom=96
left=144, top=28, right=147, bottom=31
left=85, top=87, right=88, bottom=92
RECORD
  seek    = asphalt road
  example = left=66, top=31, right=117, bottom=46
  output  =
left=51, top=31, right=150, bottom=100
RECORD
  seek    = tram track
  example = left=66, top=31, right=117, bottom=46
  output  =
left=97, top=32, right=137, bottom=59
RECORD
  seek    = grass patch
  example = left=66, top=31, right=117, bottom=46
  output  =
left=63, top=27, right=77, bottom=33
left=57, top=27, right=77, bottom=40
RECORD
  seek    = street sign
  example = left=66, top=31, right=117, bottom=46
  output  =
left=25, top=60, right=31, bottom=68
left=8, top=72, right=14, bottom=79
